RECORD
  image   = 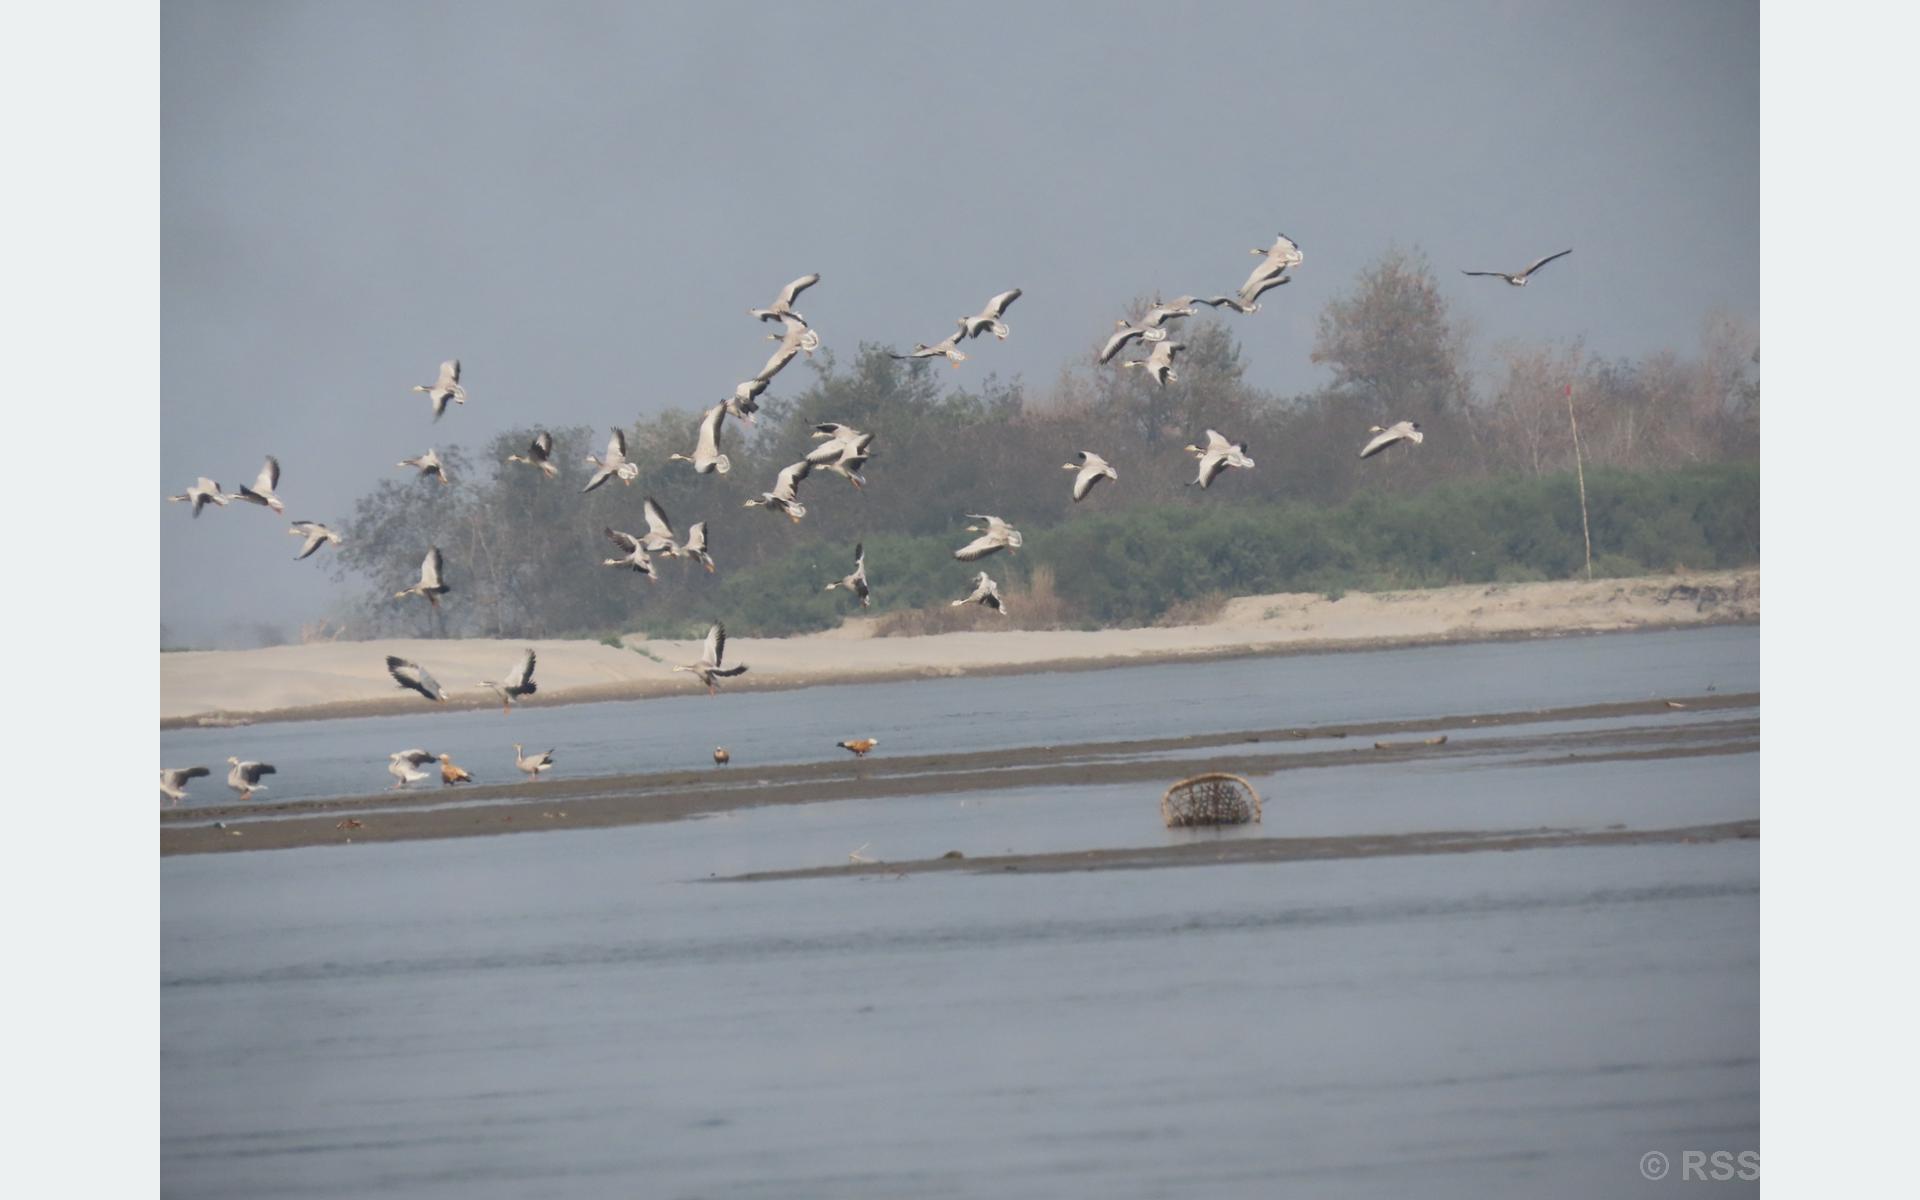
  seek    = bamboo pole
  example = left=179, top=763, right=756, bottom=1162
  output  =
left=1567, top=382, right=1593, bottom=580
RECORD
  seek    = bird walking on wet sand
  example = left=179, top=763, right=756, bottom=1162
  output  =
left=837, top=738, right=879, bottom=758
left=956, top=288, right=1022, bottom=341
left=481, top=648, right=538, bottom=714
left=438, top=753, right=473, bottom=786
left=288, top=520, right=342, bottom=561
left=388, top=749, right=435, bottom=789
left=1462, top=248, right=1571, bottom=286
left=1360, top=421, right=1424, bottom=459
left=385, top=655, right=447, bottom=702
left=160, top=766, right=210, bottom=807
left=394, top=547, right=450, bottom=607
left=1064, top=451, right=1118, bottom=502
left=168, top=477, right=231, bottom=518
left=713, top=746, right=731, bottom=767
left=743, top=459, right=812, bottom=523
left=668, top=403, right=733, bottom=476
left=514, top=744, right=555, bottom=781
left=232, top=456, right=284, bottom=512
left=506, top=431, right=558, bottom=478
left=952, top=571, right=1007, bottom=614
left=824, top=542, right=870, bottom=607
left=1185, top=430, right=1255, bottom=488
left=674, top=622, right=749, bottom=695
left=412, top=358, right=467, bottom=419
left=398, top=448, right=451, bottom=485
left=225, top=757, right=276, bottom=802
left=953, top=514, right=1023, bottom=562
left=749, top=273, right=821, bottom=326
left=602, top=527, right=657, bottom=579
left=583, top=428, right=641, bottom=492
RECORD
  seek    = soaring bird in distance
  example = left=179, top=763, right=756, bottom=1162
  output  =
left=891, top=332, right=968, bottom=367
left=674, top=622, right=749, bottom=695
left=743, top=459, right=813, bottom=523
left=232, top=456, right=284, bottom=512
left=412, top=359, right=467, bottom=419
left=1097, top=318, right=1169, bottom=365
left=602, top=527, right=657, bottom=579
left=388, top=749, right=435, bottom=789
left=680, top=521, right=716, bottom=573
left=385, top=655, right=447, bottom=702
left=1462, top=249, right=1571, bottom=286
left=168, top=477, right=231, bottom=518
left=481, top=648, right=538, bottom=714
left=288, top=520, right=342, bottom=561
left=160, top=766, right=210, bottom=807
left=824, top=542, right=871, bottom=607
left=398, top=448, right=451, bottom=485
left=952, top=571, right=1007, bottom=614
left=514, top=744, right=555, bottom=781
left=749, top=273, right=821, bottom=325
left=953, top=514, right=1023, bottom=561
left=1185, top=430, right=1255, bottom=488
left=507, top=431, right=558, bottom=478
left=225, top=757, right=276, bottom=802
left=1360, top=421, right=1425, bottom=459
left=394, top=547, right=449, bottom=606
left=1063, top=451, right=1118, bottom=502
left=1122, top=339, right=1185, bottom=386
left=583, top=428, right=641, bottom=492
left=956, top=288, right=1023, bottom=340
left=668, top=403, right=733, bottom=475
left=837, top=737, right=880, bottom=757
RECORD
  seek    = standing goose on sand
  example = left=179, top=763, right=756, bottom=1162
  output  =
left=824, top=542, right=871, bottom=607
left=398, top=448, right=451, bottom=485
left=438, top=753, right=473, bottom=786
left=388, top=749, right=435, bottom=790
left=674, top=622, right=749, bottom=695
left=1185, top=430, right=1255, bottom=489
left=743, top=459, right=812, bottom=523
left=168, top=477, right=231, bottom=518
left=1123, top=339, right=1185, bottom=386
left=233, top=456, right=284, bottom=512
left=952, top=571, right=1007, bottom=614
left=1064, top=451, right=1118, bottom=502
left=1360, top=421, right=1425, bottom=459
left=412, top=359, right=467, bottom=419
left=1462, top=248, right=1571, bottom=286
left=506, top=431, right=558, bottom=478
left=749, top=273, right=821, bottom=325
left=668, top=403, right=733, bottom=476
left=953, top=514, right=1023, bottom=561
left=956, top=288, right=1022, bottom=341
left=288, top=520, right=342, bottom=561
left=1097, top=318, right=1169, bottom=365
left=513, top=744, right=555, bottom=782
left=582, top=428, right=641, bottom=493
left=385, top=655, right=447, bottom=702
left=394, top=547, right=450, bottom=607
left=680, top=521, right=716, bottom=573
left=160, top=766, right=210, bottom=807
left=225, top=757, right=276, bottom=802
left=481, top=648, right=538, bottom=714
left=891, top=332, right=968, bottom=368
left=602, top=527, right=657, bottom=579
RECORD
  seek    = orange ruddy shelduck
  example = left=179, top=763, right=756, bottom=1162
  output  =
left=837, top=738, right=879, bottom=758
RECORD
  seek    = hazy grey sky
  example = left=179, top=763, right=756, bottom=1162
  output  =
left=161, top=0, right=1757, bottom=645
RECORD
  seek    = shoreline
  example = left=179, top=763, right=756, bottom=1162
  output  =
left=161, top=569, right=1758, bottom=729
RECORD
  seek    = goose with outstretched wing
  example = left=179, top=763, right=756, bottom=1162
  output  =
left=394, top=546, right=449, bottom=606
left=507, top=431, right=558, bottom=478
left=481, top=648, right=538, bottom=714
left=233, top=456, right=284, bottom=512
left=749, top=273, right=821, bottom=325
left=957, top=288, right=1022, bottom=341
left=824, top=542, right=870, bottom=607
left=385, top=655, right=447, bottom=702
left=1063, top=451, right=1118, bottom=502
left=1462, top=248, right=1571, bottom=286
left=674, top=622, right=749, bottom=695
left=668, top=403, right=732, bottom=475
left=412, top=358, right=467, bottom=419
left=583, top=428, right=640, bottom=493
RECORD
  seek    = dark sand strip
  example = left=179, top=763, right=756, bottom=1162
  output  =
left=720, top=820, right=1763, bottom=883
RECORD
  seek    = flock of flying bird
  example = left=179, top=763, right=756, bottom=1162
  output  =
left=162, top=236, right=1571, bottom=805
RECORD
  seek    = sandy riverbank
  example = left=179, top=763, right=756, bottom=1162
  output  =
left=161, top=568, right=1757, bottom=727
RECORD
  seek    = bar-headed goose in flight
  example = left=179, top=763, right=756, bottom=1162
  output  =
left=1141, top=297, right=1205, bottom=330
left=394, top=547, right=450, bottom=606
left=674, top=622, right=748, bottom=695
left=513, top=744, right=555, bottom=781
left=388, top=749, right=435, bottom=789
left=412, top=359, right=467, bottom=419
left=506, top=431, right=558, bottom=478
left=481, top=648, right=538, bottom=714
left=743, top=460, right=812, bottom=523
left=1185, top=430, right=1255, bottom=488
left=725, top=376, right=769, bottom=426
left=639, top=497, right=682, bottom=556
left=398, top=448, right=451, bottom=485
left=1064, top=451, right=1118, bottom=501
left=765, top=313, right=821, bottom=360
left=160, top=766, right=210, bottom=807
left=668, top=403, right=733, bottom=475
left=680, top=521, right=715, bottom=573
left=807, top=424, right=874, bottom=489
left=583, top=428, right=641, bottom=492
left=385, top=655, right=447, bottom=702
left=952, top=571, right=1007, bottom=614
left=168, top=477, right=231, bottom=518
left=954, top=514, right=1023, bottom=561
left=288, top=520, right=343, bottom=561
left=438, top=753, right=473, bottom=786
left=1360, top=421, right=1425, bottom=459
left=225, top=757, right=276, bottom=802
left=1242, top=232, right=1304, bottom=290
left=1210, top=268, right=1294, bottom=315
left=749, top=273, right=821, bottom=325
left=602, top=527, right=657, bottom=579
left=1097, top=318, right=1169, bottom=365
left=824, top=542, right=870, bottom=607
left=891, top=332, right=968, bottom=367
left=1123, top=339, right=1185, bottom=386
left=1462, top=249, right=1571, bottom=286
left=957, top=288, right=1022, bottom=340
left=233, top=456, right=284, bottom=512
